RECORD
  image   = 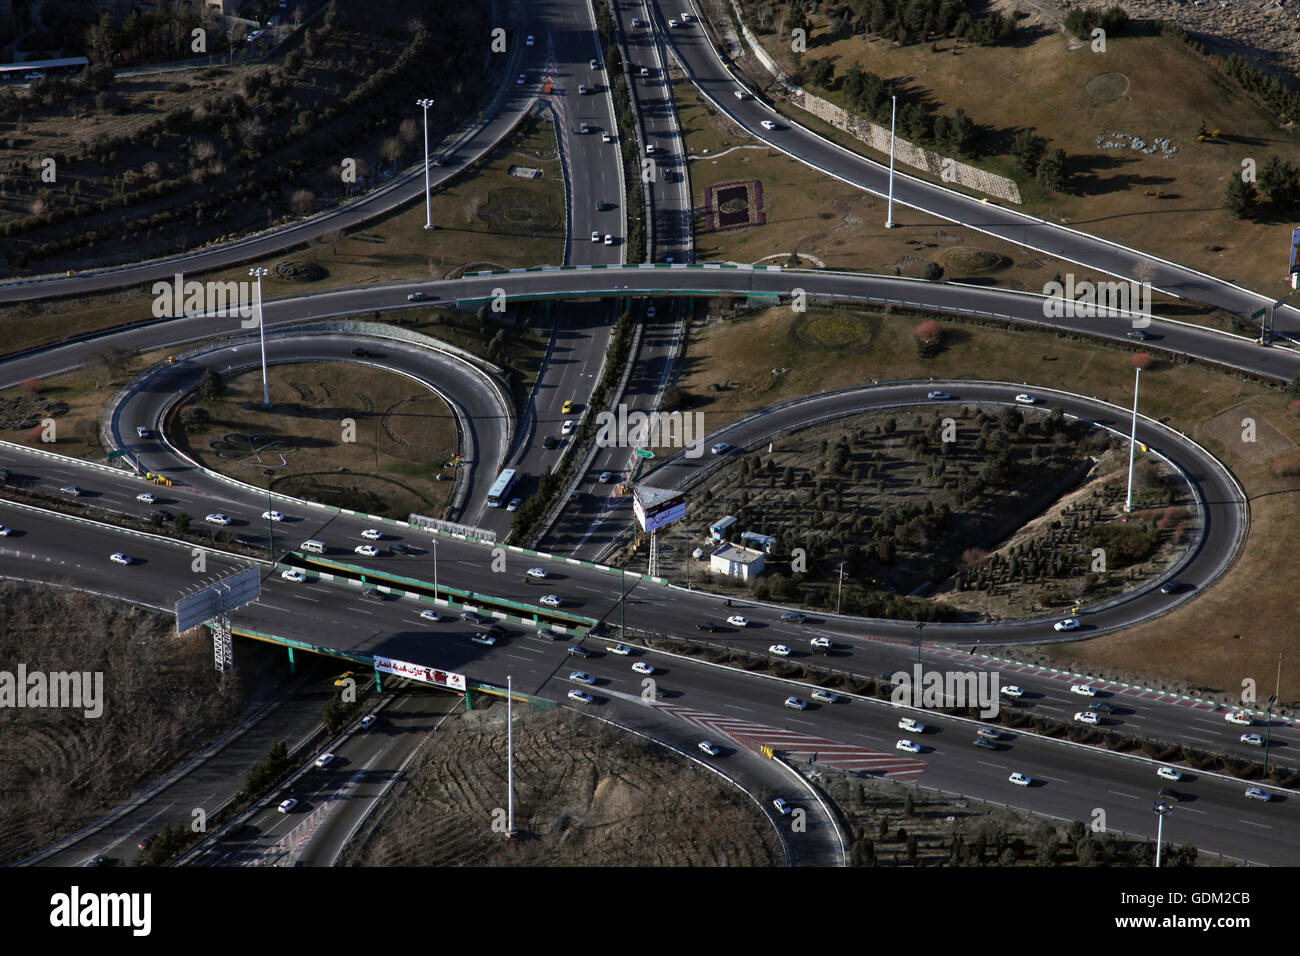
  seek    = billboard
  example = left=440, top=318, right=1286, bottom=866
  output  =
left=175, top=566, right=262, bottom=633
left=373, top=654, right=466, bottom=692
left=633, top=485, right=685, bottom=533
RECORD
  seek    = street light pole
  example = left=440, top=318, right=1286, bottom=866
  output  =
left=249, top=267, right=270, bottom=406
left=416, top=98, right=436, bottom=231
left=1124, top=366, right=1141, bottom=512
left=1153, top=800, right=1172, bottom=867
left=433, top=535, right=439, bottom=599
left=916, top=621, right=923, bottom=666
left=1263, top=652, right=1282, bottom=772
left=507, top=674, right=515, bottom=837
left=885, top=94, right=897, bottom=229
left=836, top=561, right=845, bottom=614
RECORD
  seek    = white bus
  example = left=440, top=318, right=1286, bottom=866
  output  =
left=486, top=468, right=519, bottom=508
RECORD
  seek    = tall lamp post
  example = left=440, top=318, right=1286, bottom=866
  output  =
left=1263, top=652, right=1282, bottom=772
left=1153, top=799, right=1173, bottom=867
left=1124, top=366, right=1141, bottom=512
left=885, top=94, right=897, bottom=229
left=417, top=98, right=436, bottom=230
left=249, top=267, right=270, bottom=406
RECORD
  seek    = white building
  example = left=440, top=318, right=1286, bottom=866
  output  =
left=710, top=542, right=765, bottom=581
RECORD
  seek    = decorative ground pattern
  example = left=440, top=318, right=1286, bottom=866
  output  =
left=703, top=179, right=765, bottom=233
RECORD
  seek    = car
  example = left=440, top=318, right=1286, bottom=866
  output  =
left=419, top=609, right=445, bottom=622
left=539, top=594, right=562, bottom=608
left=760, top=119, right=776, bottom=130
left=525, top=34, right=534, bottom=45
left=541, top=435, right=558, bottom=449
left=1159, top=580, right=1181, bottom=594
left=536, top=628, right=560, bottom=640
left=680, top=12, right=692, bottom=22
left=772, top=797, right=792, bottom=815
left=1074, top=710, right=1100, bottom=725
left=1156, top=767, right=1183, bottom=782
left=1225, top=711, right=1252, bottom=726
left=782, top=611, right=807, bottom=624
left=603, top=234, right=614, bottom=245
left=561, top=419, right=575, bottom=435
left=84, top=855, right=111, bottom=867
left=976, top=727, right=1004, bottom=740
left=1126, top=328, right=1147, bottom=340
left=1088, top=701, right=1117, bottom=714
left=1000, top=685, right=1024, bottom=698
left=972, top=738, right=998, bottom=750
left=639, top=66, right=650, bottom=77
left=205, top=513, right=232, bottom=525
left=578, top=84, right=587, bottom=95
left=769, top=644, right=791, bottom=656
left=359, top=715, right=378, bottom=730
left=354, top=544, right=379, bottom=557
left=262, top=510, right=284, bottom=521
left=727, top=615, right=749, bottom=627
left=602, top=132, right=614, bottom=143
left=568, top=644, right=592, bottom=658
left=1055, top=618, right=1082, bottom=632
left=61, top=485, right=81, bottom=496
left=1014, top=393, right=1037, bottom=405
left=734, top=89, right=750, bottom=100
left=470, top=633, right=497, bottom=646
left=646, top=305, right=656, bottom=318
left=1240, top=733, right=1263, bottom=746
left=896, top=739, right=922, bottom=753
left=0, top=526, right=10, bottom=536
left=1158, top=787, right=1185, bottom=804
left=109, top=552, right=132, bottom=565
left=631, top=16, right=642, bottom=26
left=810, top=689, right=838, bottom=704
left=598, top=471, right=612, bottom=483
left=516, top=73, right=526, bottom=85
left=632, top=661, right=655, bottom=675
left=360, top=528, right=382, bottom=540
left=589, top=58, right=599, bottom=69
left=137, top=834, right=155, bottom=850
left=1008, top=772, right=1032, bottom=787
left=668, top=17, right=679, bottom=27
left=24, top=72, right=43, bottom=82
left=695, top=621, right=717, bottom=631
left=315, top=753, right=336, bottom=768
left=281, top=569, right=307, bottom=583
left=698, top=741, right=720, bottom=756
left=277, top=798, right=299, bottom=813
left=567, top=689, right=594, bottom=704
left=1244, top=786, right=1272, bottom=802
left=711, top=442, right=730, bottom=455
left=926, top=390, right=950, bottom=400
left=898, top=717, right=926, bottom=733
left=810, top=636, right=832, bottom=651
left=463, top=611, right=490, bottom=625
left=526, top=568, right=549, bottom=579
left=645, top=143, right=656, bottom=155
left=606, top=643, right=632, bottom=655
left=486, top=624, right=510, bottom=639
left=1069, top=683, right=1096, bottom=697
left=591, top=230, right=600, bottom=242
left=390, top=543, right=417, bottom=555
left=783, top=696, right=807, bottom=710
left=406, top=291, right=428, bottom=301
left=135, top=492, right=156, bottom=503
left=561, top=400, right=575, bottom=415
left=361, top=587, right=384, bottom=600
left=569, top=671, right=595, bottom=685
left=506, top=497, right=522, bottom=512
left=352, top=347, right=371, bottom=357
left=136, top=426, right=151, bottom=438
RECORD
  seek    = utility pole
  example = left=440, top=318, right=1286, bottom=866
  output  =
left=1263, top=652, right=1282, bottom=772
left=417, top=98, right=436, bottom=230
left=506, top=674, right=515, bottom=837
left=836, top=561, right=845, bottom=614
left=433, top=535, right=439, bottom=599
left=916, top=621, right=923, bottom=666
left=1124, top=366, right=1141, bottom=512
left=1153, top=799, right=1172, bottom=867
left=885, top=94, right=897, bottom=229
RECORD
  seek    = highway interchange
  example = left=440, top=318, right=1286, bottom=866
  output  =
left=2, top=0, right=1298, bottom=868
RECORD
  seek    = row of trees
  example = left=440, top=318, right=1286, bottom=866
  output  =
left=835, top=64, right=979, bottom=157
left=1222, top=155, right=1300, bottom=219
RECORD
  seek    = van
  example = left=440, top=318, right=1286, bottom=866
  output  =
left=300, top=539, right=327, bottom=554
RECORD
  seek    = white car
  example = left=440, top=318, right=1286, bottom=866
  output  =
left=734, top=89, right=750, bottom=100
left=1240, top=733, right=1263, bottom=746
left=1156, top=767, right=1183, bottom=782
left=810, top=637, right=832, bottom=651
left=1000, top=685, right=1024, bottom=698
left=354, top=544, right=379, bottom=557
left=895, top=739, right=922, bottom=754
left=680, top=12, right=692, bottom=22
left=769, top=644, right=791, bottom=656
left=772, top=797, right=792, bottom=815
left=277, top=798, right=299, bottom=813
left=0, top=526, right=10, bottom=536
left=726, top=615, right=749, bottom=627
left=810, top=689, right=838, bottom=704
left=561, top=419, right=575, bottom=435
left=598, top=471, right=612, bottom=483
left=668, top=17, right=679, bottom=27
left=109, top=552, right=132, bottom=565
left=1244, top=786, right=1272, bottom=802
left=568, top=671, right=595, bottom=685
left=602, top=132, right=614, bottom=143
left=603, top=234, right=613, bottom=245
left=711, top=442, right=730, bottom=454
left=406, top=291, right=428, bottom=301
left=205, top=513, right=232, bottom=525
left=783, top=696, right=807, bottom=710
left=976, top=727, right=1003, bottom=740
left=898, top=717, right=927, bottom=733
left=360, top=528, right=382, bottom=540
left=631, top=16, right=642, bottom=26
left=590, top=230, right=600, bottom=242
left=698, top=741, right=720, bottom=756
left=262, top=510, right=284, bottom=521
left=1069, top=683, right=1097, bottom=697
left=1014, top=393, right=1037, bottom=405
left=419, top=609, right=445, bottom=622
left=926, top=390, right=950, bottom=400
left=1008, top=772, right=1032, bottom=787
left=578, top=83, right=588, bottom=94
left=646, top=144, right=657, bottom=155
left=526, top=567, right=548, bottom=579
left=607, top=643, right=632, bottom=655
left=315, top=753, right=336, bottom=768
left=1225, top=711, right=1253, bottom=726
left=506, top=497, right=522, bottom=512
left=760, top=119, right=776, bottom=130
left=1074, top=710, right=1100, bottom=725
left=632, top=661, right=655, bottom=675
left=136, top=426, right=151, bottom=438
left=539, top=594, right=562, bottom=608
left=1055, top=618, right=1081, bottom=632
left=136, top=492, right=156, bottom=503
left=359, top=715, right=378, bottom=730
left=567, top=689, right=594, bottom=704
left=60, top=485, right=81, bottom=496
left=281, top=569, right=307, bottom=583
